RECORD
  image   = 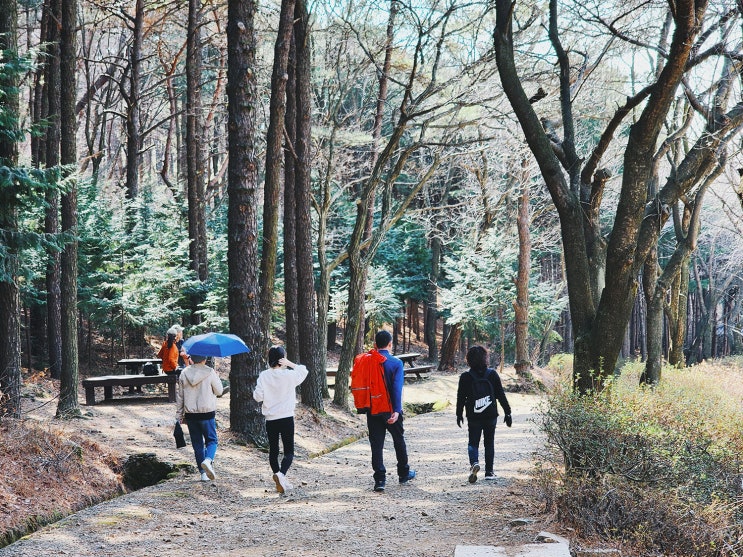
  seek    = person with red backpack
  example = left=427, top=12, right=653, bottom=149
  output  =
left=360, top=330, right=416, bottom=493
left=456, top=345, right=512, bottom=483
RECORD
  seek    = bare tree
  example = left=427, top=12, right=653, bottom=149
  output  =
left=124, top=0, right=144, bottom=201
left=493, top=0, right=743, bottom=391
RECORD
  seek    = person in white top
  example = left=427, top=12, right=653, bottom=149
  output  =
left=253, top=346, right=308, bottom=493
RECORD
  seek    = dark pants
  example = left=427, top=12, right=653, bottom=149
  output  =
left=467, top=416, right=497, bottom=474
left=366, top=413, right=410, bottom=482
left=266, top=416, right=295, bottom=474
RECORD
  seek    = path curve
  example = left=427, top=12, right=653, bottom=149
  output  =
left=1, top=380, right=553, bottom=556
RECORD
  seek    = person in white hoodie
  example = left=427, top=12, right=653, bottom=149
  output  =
left=176, top=354, right=223, bottom=482
left=253, top=346, right=308, bottom=493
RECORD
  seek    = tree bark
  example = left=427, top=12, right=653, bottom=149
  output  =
left=57, top=0, right=80, bottom=418
left=283, top=30, right=299, bottom=363
left=125, top=0, right=144, bottom=201
left=45, top=0, right=62, bottom=380
left=186, top=0, right=209, bottom=324
left=438, top=323, right=461, bottom=371
left=0, top=0, right=22, bottom=418
left=513, top=175, right=531, bottom=377
left=260, top=0, right=295, bottom=347
left=227, top=0, right=265, bottom=444
left=667, top=258, right=689, bottom=367
left=424, top=236, right=440, bottom=359
left=293, top=0, right=323, bottom=411
left=640, top=251, right=663, bottom=385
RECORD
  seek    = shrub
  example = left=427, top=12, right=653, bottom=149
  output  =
left=534, top=360, right=743, bottom=556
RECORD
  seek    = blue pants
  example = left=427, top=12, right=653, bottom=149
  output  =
left=467, top=416, right=497, bottom=474
left=366, top=413, right=410, bottom=482
left=266, top=416, right=295, bottom=474
left=185, top=416, right=218, bottom=473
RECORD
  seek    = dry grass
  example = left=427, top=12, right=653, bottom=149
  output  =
left=0, top=417, right=123, bottom=546
left=536, top=357, right=743, bottom=557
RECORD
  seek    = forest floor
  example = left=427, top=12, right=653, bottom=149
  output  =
left=0, top=362, right=592, bottom=556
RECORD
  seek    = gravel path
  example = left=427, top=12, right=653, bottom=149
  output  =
left=1, top=378, right=553, bottom=557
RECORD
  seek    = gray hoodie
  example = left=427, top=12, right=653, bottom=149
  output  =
left=176, top=363, right=224, bottom=421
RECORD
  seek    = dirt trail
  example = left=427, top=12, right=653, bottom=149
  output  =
left=1, top=374, right=556, bottom=557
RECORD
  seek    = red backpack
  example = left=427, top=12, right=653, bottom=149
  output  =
left=350, top=349, right=392, bottom=415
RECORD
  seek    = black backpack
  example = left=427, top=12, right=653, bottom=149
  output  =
left=469, top=369, right=496, bottom=418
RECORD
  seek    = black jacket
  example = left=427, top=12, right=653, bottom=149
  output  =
left=456, top=367, right=511, bottom=420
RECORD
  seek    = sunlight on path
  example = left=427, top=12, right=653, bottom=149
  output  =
left=0, top=391, right=546, bottom=557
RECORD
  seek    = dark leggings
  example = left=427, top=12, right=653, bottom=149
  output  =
left=266, top=416, right=295, bottom=474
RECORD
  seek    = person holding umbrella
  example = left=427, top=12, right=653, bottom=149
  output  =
left=177, top=332, right=250, bottom=482
left=253, top=346, right=308, bottom=494
left=176, top=353, right=224, bottom=482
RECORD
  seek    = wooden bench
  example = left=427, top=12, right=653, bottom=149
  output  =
left=404, top=365, right=434, bottom=379
left=82, top=374, right=178, bottom=405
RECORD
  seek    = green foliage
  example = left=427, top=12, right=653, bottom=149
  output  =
left=438, top=226, right=566, bottom=353
left=75, top=179, right=197, bottom=336
left=0, top=49, right=68, bottom=284
left=439, top=225, right=517, bottom=335
left=374, top=219, right=430, bottom=301
left=364, top=265, right=404, bottom=335
left=535, top=361, right=743, bottom=556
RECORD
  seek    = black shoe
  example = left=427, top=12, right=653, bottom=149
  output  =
left=373, top=480, right=386, bottom=492
left=399, top=469, right=416, bottom=484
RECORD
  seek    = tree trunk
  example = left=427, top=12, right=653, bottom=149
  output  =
left=438, top=323, right=461, bottom=371
left=45, top=0, right=62, bottom=380
left=125, top=0, right=144, bottom=201
left=640, top=251, right=663, bottom=385
left=0, top=0, right=22, bottom=418
left=227, top=0, right=265, bottom=445
left=186, top=0, right=208, bottom=324
left=424, top=236, right=440, bottom=359
left=260, top=0, right=295, bottom=347
left=334, top=213, right=369, bottom=408
left=513, top=177, right=531, bottom=377
left=667, top=258, right=689, bottom=366
left=57, top=0, right=80, bottom=418
left=283, top=31, right=299, bottom=362
left=294, top=0, right=323, bottom=412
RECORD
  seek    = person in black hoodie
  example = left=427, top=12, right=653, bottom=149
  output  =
left=456, top=345, right=512, bottom=483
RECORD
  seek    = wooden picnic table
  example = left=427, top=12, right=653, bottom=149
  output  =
left=116, top=358, right=162, bottom=374
left=82, top=373, right=177, bottom=405
left=394, top=352, right=422, bottom=367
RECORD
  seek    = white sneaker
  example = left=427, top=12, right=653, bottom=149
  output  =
left=201, top=458, right=216, bottom=480
left=468, top=463, right=480, bottom=484
left=272, top=471, right=289, bottom=493
left=200, top=471, right=209, bottom=482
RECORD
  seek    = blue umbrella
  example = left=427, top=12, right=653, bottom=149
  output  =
left=182, top=332, right=251, bottom=357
